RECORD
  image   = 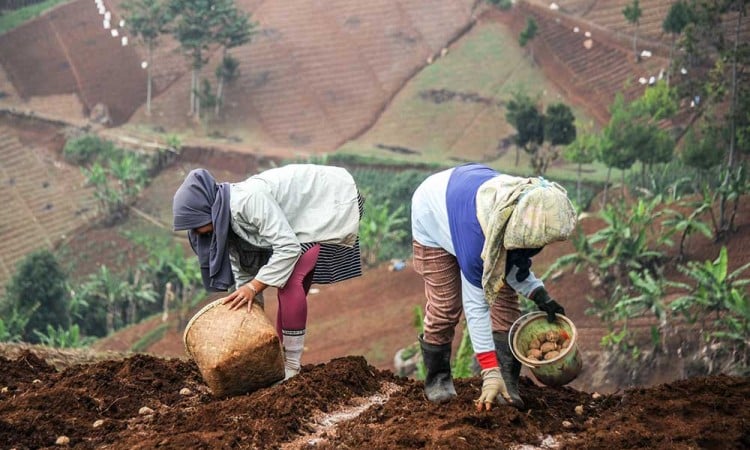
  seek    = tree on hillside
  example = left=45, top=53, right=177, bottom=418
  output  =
left=564, top=126, right=598, bottom=206
left=213, top=2, right=255, bottom=116
left=2, top=250, right=70, bottom=343
left=599, top=92, right=675, bottom=198
left=169, top=0, right=253, bottom=120
left=518, top=17, right=538, bottom=63
left=506, top=91, right=576, bottom=175
left=632, top=79, right=679, bottom=120
left=662, top=0, right=693, bottom=86
left=598, top=95, right=639, bottom=202
left=623, top=0, right=642, bottom=61
left=629, top=81, right=677, bottom=184
left=215, top=55, right=240, bottom=116
left=123, top=0, right=173, bottom=116
left=170, top=0, right=216, bottom=117
left=681, top=122, right=725, bottom=176
left=506, top=91, right=544, bottom=168
left=541, top=102, right=577, bottom=174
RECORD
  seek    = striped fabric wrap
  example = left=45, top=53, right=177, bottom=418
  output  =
left=298, top=192, right=365, bottom=285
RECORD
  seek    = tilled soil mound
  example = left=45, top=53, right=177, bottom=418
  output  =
left=0, top=351, right=748, bottom=449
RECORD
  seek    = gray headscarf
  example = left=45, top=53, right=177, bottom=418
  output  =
left=173, top=169, right=234, bottom=292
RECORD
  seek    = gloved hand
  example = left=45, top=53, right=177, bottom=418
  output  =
left=531, top=288, right=565, bottom=323
left=475, top=368, right=511, bottom=411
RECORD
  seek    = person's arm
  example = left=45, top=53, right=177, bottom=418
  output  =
left=460, top=273, right=497, bottom=369
left=505, top=265, right=544, bottom=299
left=506, top=265, right=564, bottom=323
left=238, top=189, right=302, bottom=287
left=461, top=274, right=512, bottom=410
left=222, top=191, right=300, bottom=311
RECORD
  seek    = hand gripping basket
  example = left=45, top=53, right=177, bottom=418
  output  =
left=183, top=299, right=284, bottom=397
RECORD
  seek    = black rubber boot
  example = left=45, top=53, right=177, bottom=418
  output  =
left=493, top=331, right=525, bottom=409
left=419, top=334, right=457, bottom=403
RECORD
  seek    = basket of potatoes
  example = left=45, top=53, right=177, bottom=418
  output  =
left=508, top=312, right=582, bottom=387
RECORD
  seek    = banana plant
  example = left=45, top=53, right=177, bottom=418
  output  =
left=358, top=200, right=407, bottom=267
left=0, top=304, right=36, bottom=343
left=662, top=194, right=714, bottom=261
left=671, top=247, right=750, bottom=352
left=613, top=270, right=678, bottom=352
left=33, top=324, right=95, bottom=348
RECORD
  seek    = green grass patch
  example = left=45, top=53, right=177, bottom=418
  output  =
left=0, top=0, right=67, bottom=34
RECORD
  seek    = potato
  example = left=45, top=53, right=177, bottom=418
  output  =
left=540, top=341, right=557, bottom=354
left=526, top=349, right=543, bottom=360
left=545, top=330, right=560, bottom=343
left=538, top=332, right=549, bottom=343
left=543, top=350, right=560, bottom=360
left=560, top=338, right=571, bottom=349
left=529, top=338, right=541, bottom=350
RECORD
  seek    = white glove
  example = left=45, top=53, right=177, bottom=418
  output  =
left=475, top=368, right=511, bottom=411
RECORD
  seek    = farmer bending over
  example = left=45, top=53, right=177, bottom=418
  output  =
left=411, top=163, right=576, bottom=410
left=173, top=164, right=364, bottom=380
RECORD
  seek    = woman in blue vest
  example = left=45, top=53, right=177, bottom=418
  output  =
left=411, top=163, right=576, bottom=410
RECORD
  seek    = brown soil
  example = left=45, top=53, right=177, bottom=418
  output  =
left=1, top=351, right=748, bottom=449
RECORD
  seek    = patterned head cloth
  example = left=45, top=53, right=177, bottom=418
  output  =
left=477, top=176, right=576, bottom=303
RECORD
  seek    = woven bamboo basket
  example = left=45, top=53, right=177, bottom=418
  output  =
left=183, top=299, right=284, bottom=397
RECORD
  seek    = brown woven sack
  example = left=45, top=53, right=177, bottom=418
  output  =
left=183, top=299, right=284, bottom=397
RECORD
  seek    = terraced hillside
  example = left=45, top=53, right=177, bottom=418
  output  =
left=0, top=117, right=98, bottom=294
left=0, top=0, right=480, bottom=151
left=341, top=4, right=664, bottom=179
left=0, top=0, right=148, bottom=124
left=135, top=0, right=480, bottom=151
left=515, top=1, right=667, bottom=123
left=550, top=0, right=750, bottom=49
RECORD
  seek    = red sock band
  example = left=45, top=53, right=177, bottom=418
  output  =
left=476, top=351, right=498, bottom=370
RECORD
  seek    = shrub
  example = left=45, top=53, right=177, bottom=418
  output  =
left=63, top=134, right=116, bottom=165
left=670, top=247, right=750, bottom=374
left=3, top=250, right=70, bottom=342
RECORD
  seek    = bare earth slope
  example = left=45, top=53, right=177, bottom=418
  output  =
left=0, top=0, right=478, bottom=149
left=0, top=0, right=147, bottom=124
left=136, top=0, right=479, bottom=151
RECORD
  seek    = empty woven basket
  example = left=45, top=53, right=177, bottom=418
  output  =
left=184, top=299, right=284, bottom=397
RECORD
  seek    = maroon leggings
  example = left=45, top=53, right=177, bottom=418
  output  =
left=276, top=244, right=320, bottom=339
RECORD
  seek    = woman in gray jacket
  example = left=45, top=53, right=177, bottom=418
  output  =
left=173, top=164, right=364, bottom=379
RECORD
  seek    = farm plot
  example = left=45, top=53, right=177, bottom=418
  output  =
left=0, top=350, right=748, bottom=449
